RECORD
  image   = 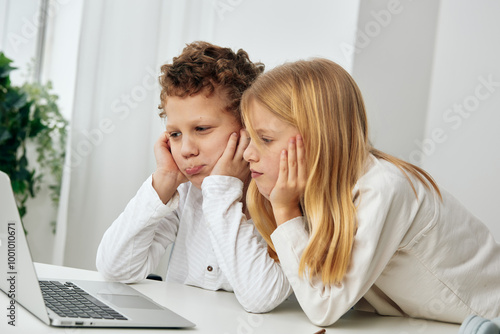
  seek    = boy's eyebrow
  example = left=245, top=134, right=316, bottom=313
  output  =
left=166, top=116, right=219, bottom=130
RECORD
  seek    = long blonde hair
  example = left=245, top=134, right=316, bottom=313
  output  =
left=241, top=58, right=441, bottom=285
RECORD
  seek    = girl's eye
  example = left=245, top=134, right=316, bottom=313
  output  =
left=261, top=137, right=272, bottom=143
left=169, top=132, right=181, bottom=138
left=196, top=126, right=210, bottom=132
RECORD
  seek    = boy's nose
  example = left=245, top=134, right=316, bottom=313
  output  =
left=181, top=136, right=199, bottom=158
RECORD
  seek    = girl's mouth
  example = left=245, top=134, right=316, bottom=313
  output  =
left=250, top=170, right=263, bottom=178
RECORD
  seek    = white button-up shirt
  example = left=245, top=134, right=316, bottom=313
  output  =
left=272, top=155, right=500, bottom=326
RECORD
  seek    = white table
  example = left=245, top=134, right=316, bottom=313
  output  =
left=1, top=262, right=461, bottom=333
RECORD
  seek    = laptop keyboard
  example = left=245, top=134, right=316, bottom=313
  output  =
left=39, top=280, right=128, bottom=320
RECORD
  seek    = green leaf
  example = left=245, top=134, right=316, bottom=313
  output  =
left=0, top=52, right=68, bottom=231
left=0, top=52, right=17, bottom=79
left=4, top=88, right=29, bottom=110
left=0, top=126, right=12, bottom=143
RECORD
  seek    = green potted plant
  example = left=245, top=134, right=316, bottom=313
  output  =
left=0, top=52, right=68, bottom=233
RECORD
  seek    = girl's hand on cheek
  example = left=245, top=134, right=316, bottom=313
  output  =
left=211, top=129, right=250, bottom=183
left=270, top=135, right=307, bottom=225
left=153, top=132, right=188, bottom=203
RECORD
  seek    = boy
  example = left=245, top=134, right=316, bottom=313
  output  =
left=96, top=41, right=292, bottom=313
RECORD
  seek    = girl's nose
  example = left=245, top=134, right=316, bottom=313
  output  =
left=243, top=140, right=258, bottom=163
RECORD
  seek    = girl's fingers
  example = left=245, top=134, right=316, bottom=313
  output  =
left=270, top=135, right=305, bottom=209
left=277, top=149, right=288, bottom=186
left=287, top=137, right=297, bottom=185
left=296, top=134, right=307, bottom=189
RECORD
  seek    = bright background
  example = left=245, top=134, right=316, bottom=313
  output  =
left=1, top=0, right=499, bottom=270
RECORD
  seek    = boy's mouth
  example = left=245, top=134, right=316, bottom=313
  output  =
left=185, top=165, right=205, bottom=175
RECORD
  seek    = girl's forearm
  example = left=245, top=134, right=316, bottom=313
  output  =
left=272, top=205, right=303, bottom=226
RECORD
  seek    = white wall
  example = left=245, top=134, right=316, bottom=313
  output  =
left=422, top=0, right=500, bottom=240
left=0, top=0, right=40, bottom=83
left=41, top=0, right=83, bottom=120
left=210, top=0, right=360, bottom=72
left=351, top=0, right=441, bottom=161
left=349, top=0, right=499, bottom=241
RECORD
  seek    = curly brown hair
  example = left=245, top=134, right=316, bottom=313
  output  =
left=158, top=41, right=265, bottom=122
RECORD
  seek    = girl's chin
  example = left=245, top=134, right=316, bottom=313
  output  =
left=255, top=184, right=271, bottom=200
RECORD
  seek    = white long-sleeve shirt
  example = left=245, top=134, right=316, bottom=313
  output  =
left=272, top=155, right=500, bottom=326
left=96, top=175, right=292, bottom=313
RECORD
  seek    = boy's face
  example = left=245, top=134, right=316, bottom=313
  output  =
left=164, top=90, right=241, bottom=189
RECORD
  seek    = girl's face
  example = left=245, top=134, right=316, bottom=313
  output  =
left=165, top=91, right=241, bottom=189
left=243, top=100, right=300, bottom=199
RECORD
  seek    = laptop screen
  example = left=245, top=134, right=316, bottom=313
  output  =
left=0, top=171, right=51, bottom=325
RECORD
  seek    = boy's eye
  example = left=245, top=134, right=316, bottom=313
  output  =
left=169, top=132, right=181, bottom=138
left=195, top=126, right=210, bottom=132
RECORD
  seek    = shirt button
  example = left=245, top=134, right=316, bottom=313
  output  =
left=207, top=266, right=213, bottom=272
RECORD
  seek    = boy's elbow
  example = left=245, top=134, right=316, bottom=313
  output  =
left=95, top=257, right=142, bottom=283
left=96, top=259, right=122, bottom=281
left=237, top=290, right=286, bottom=314
left=241, top=301, right=276, bottom=314
left=98, top=266, right=143, bottom=283
left=95, top=247, right=117, bottom=279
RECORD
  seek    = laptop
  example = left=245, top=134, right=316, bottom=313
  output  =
left=0, top=170, right=195, bottom=328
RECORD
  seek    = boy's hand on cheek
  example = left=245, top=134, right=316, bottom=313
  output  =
left=211, top=129, right=250, bottom=183
left=153, top=132, right=188, bottom=203
left=270, top=135, right=306, bottom=225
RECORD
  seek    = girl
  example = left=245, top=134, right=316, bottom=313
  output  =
left=96, top=41, right=292, bottom=313
left=241, top=58, right=500, bottom=326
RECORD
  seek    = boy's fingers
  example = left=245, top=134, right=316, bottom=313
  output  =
left=155, top=132, right=170, bottom=156
left=234, top=129, right=250, bottom=159
left=156, top=132, right=167, bottom=145
left=221, top=132, right=239, bottom=160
